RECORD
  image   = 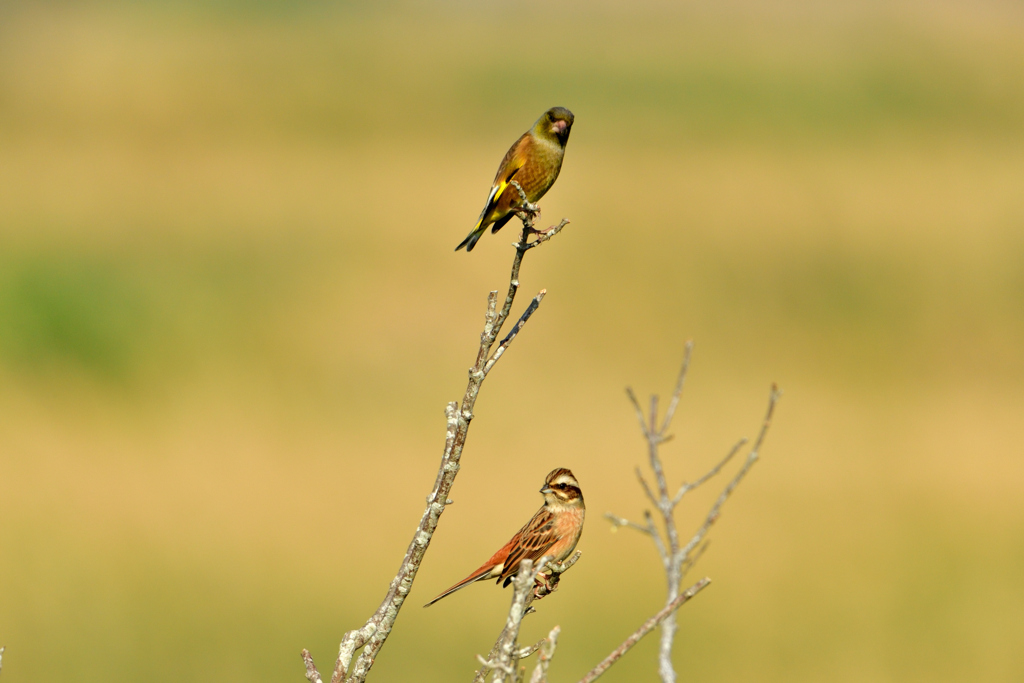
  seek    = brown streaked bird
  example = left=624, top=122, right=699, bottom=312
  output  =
left=456, top=107, right=575, bottom=252
left=424, top=468, right=585, bottom=607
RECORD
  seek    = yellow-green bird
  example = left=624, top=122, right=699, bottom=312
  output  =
left=456, top=107, right=574, bottom=252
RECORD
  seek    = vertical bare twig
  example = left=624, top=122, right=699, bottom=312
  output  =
left=527, top=627, right=560, bottom=683
left=302, top=649, right=323, bottom=683
left=475, top=558, right=546, bottom=683
left=301, top=206, right=570, bottom=683
left=607, top=343, right=780, bottom=683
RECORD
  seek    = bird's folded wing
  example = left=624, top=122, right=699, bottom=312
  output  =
left=479, top=133, right=531, bottom=217
left=498, top=507, right=558, bottom=583
left=479, top=165, right=521, bottom=221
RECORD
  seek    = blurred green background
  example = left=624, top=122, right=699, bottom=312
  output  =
left=1, top=0, right=1023, bottom=680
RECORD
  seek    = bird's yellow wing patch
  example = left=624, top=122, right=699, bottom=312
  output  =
left=483, top=165, right=522, bottom=218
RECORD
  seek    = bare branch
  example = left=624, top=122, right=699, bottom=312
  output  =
left=516, top=640, right=546, bottom=660
left=576, top=577, right=711, bottom=683
left=0, top=646, right=4, bottom=676
left=649, top=394, right=659, bottom=436
left=515, top=218, right=570, bottom=251
left=496, top=559, right=547, bottom=682
left=611, top=344, right=780, bottom=683
left=671, top=437, right=747, bottom=507
left=634, top=467, right=659, bottom=508
left=545, top=550, right=583, bottom=578
left=604, top=512, right=654, bottom=536
left=678, top=540, right=710, bottom=582
left=528, top=627, right=560, bottom=683
left=474, top=551, right=581, bottom=683
left=484, top=290, right=547, bottom=376
left=643, top=510, right=670, bottom=568
left=474, top=558, right=548, bottom=683
left=624, top=388, right=650, bottom=439
left=659, top=340, right=693, bottom=435
left=476, top=654, right=516, bottom=677
left=301, top=649, right=324, bottom=683
left=676, top=385, right=780, bottom=565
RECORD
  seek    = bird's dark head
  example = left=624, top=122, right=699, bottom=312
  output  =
left=540, top=467, right=583, bottom=508
left=537, top=107, right=574, bottom=146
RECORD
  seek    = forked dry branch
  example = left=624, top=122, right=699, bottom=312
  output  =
left=476, top=561, right=711, bottom=683
left=606, top=343, right=781, bottom=683
left=473, top=552, right=582, bottom=683
left=301, top=196, right=569, bottom=683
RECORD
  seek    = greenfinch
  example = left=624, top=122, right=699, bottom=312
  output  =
left=456, top=107, right=574, bottom=252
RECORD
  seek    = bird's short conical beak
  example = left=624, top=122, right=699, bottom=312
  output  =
left=540, top=485, right=553, bottom=494
left=553, top=120, right=567, bottom=135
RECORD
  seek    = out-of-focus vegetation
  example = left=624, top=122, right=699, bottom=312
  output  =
left=0, top=1, right=1022, bottom=681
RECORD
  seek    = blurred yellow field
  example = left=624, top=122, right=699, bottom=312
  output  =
left=1, top=2, right=1022, bottom=681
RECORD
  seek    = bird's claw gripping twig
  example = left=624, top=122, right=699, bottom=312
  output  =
left=516, top=203, right=541, bottom=221
left=533, top=571, right=559, bottom=599
left=531, top=550, right=581, bottom=600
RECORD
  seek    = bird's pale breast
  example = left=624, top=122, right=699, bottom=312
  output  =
left=549, top=506, right=585, bottom=562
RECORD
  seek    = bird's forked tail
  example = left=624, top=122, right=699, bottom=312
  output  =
left=455, top=220, right=486, bottom=252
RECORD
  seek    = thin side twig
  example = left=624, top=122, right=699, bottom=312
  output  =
left=516, top=639, right=546, bottom=660
left=671, top=437, right=747, bottom=506
left=659, top=340, right=693, bottom=434
left=634, top=467, right=659, bottom=508
left=676, top=385, right=780, bottom=564
left=528, top=627, right=560, bottom=683
left=576, top=577, right=711, bottom=683
left=603, top=512, right=654, bottom=537
left=678, top=539, right=710, bottom=582
left=484, top=290, right=547, bottom=375
left=625, top=387, right=651, bottom=439
left=643, top=510, right=671, bottom=570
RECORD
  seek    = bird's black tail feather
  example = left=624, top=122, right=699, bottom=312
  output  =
left=489, top=212, right=515, bottom=235
left=458, top=228, right=485, bottom=252
left=456, top=223, right=485, bottom=252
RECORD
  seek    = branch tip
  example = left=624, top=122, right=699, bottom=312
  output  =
left=302, top=649, right=324, bottom=683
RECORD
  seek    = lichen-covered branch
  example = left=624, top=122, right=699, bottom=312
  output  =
left=300, top=209, right=569, bottom=683
left=527, top=627, right=559, bottom=683
left=606, top=343, right=780, bottom=683
left=473, top=552, right=582, bottom=683
left=475, top=558, right=545, bottom=683
left=302, top=649, right=323, bottom=683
